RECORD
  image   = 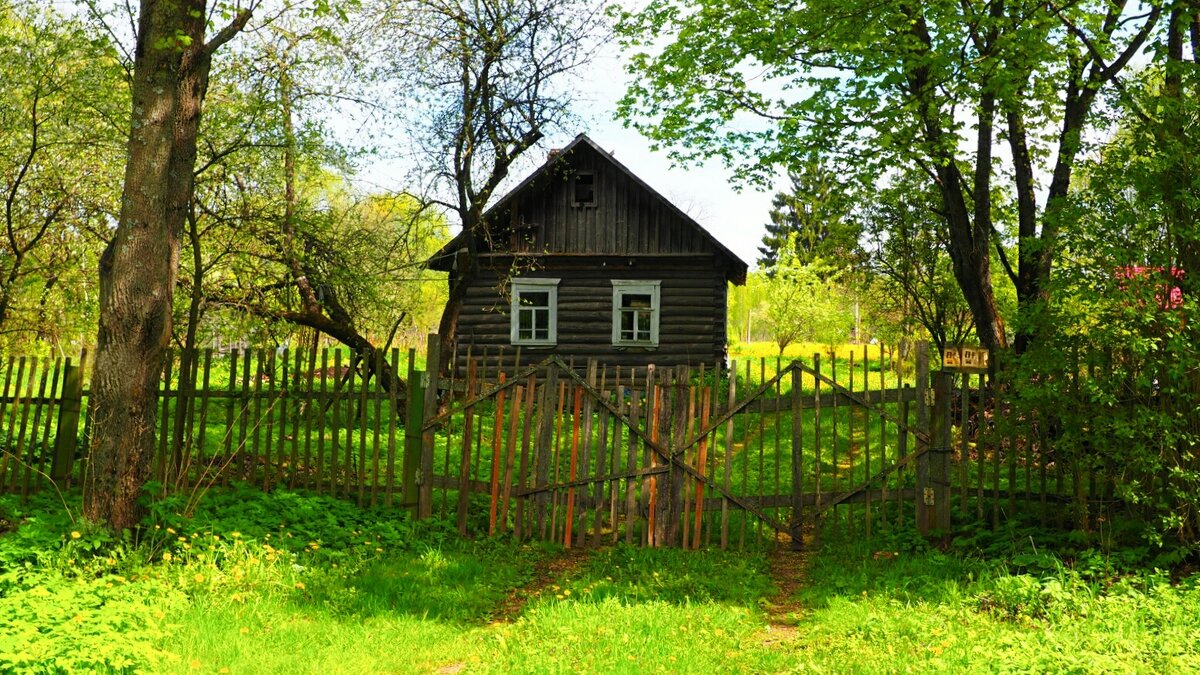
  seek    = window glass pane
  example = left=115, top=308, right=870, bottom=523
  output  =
left=575, top=174, right=594, bottom=204
left=519, top=291, right=549, bottom=307
left=535, top=309, right=549, bottom=331
left=621, top=293, right=652, bottom=309
left=620, top=310, right=633, bottom=333
left=519, top=310, right=533, bottom=332
left=637, top=311, right=651, bottom=336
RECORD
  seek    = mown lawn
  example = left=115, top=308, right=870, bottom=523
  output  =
left=2, top=488, right=1198, bottom=674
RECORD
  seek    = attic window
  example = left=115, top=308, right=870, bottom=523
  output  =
left=572, top=172, right=596, bottom=207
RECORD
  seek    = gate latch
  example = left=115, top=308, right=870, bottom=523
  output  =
left=923, top=487, right=935, bottom=506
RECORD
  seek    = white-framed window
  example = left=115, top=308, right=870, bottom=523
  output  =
left=510, top=278, right=560, bottom=346
left=611, top=280, right=661, bottom=346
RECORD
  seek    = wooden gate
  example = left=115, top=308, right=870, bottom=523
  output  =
left=413, top=341, right=934, bottom=549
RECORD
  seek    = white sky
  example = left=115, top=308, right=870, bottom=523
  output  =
left=356, top=34, right=778, bottom=270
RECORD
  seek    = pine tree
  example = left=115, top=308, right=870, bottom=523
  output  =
left=757, top=162, right=862, bottom=274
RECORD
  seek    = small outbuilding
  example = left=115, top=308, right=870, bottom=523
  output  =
left=428, top=133, right=748, bottom=372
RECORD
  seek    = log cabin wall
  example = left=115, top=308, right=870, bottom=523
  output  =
left=454, top=255, right=731, bottom=375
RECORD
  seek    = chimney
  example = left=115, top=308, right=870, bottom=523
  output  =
left=547, top=148, right=562, bottom=161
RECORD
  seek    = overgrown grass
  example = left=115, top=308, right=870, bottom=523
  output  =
left=3, top=488, right=1198, bottom=674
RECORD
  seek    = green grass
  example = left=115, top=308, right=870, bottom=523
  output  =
left=2, top=489, right=1199, bottom=673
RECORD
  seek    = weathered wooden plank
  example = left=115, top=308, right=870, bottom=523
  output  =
left=457, top=358, right=477, bottom=535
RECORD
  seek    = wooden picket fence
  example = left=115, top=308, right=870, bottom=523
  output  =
left=0, top=338, right=1133, bottom=547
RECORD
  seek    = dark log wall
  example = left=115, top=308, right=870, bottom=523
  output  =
left=498, top=144, right=723, bottom=258
left=454, top=255, right=729, bottom=374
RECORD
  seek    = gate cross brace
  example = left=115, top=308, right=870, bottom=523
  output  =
left=550, top=358, right=790, bottom=535
left=817, top=444, right=931, bottom=515
left=421, top=356, right=556, bottom=431
left=792, top=360, right=931, bottom=445
left=515, top=464, right=668, bottom=497
left=669, top=361, right=797, bottom=459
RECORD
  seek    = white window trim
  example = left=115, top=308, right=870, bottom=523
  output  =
left=510, top=278, right=560, bottom=346
left=611, top=280, right=661, bottom=347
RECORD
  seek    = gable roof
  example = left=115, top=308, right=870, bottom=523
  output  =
left=428, top=133, right=749, bottom=285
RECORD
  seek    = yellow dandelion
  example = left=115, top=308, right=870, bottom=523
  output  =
left=70, top=531, right=81, bottom=540
left=211, top=535, right=221, bottom=542
left=294, top=581, right=306, bottom=590
left=563, top=589, right=572, bottom=596
left=220, top=669, right=231, bottom=674
left=375, top=548, right=383, bottom=553
left=166, top=527, right=176, bottom=534
left=239, top=626, right=250, bottom=635
left=231, top=532, right=241, bottom=539
left=162, top=552, right=173, bottom=562
left=193, top=573, right=205, bottom=583
left=189, top=659, right=201, bottom=670
left=556, top=594, right=565, bottom=600
left=178, top=536, right=187, bottom=542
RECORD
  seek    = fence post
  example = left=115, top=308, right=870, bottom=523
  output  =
left=404, top=369, right=424, bottom=518
left=51, top=359, right=84, bottom=485
left=417, top=334, right=440, bottom=519
left=790, top=366, right=804, bottom=550
left=915, top=343, right=932, bottom=534
left=930, top=370, right=953, bottom=531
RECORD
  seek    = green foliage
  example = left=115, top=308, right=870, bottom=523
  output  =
left=763, top=251, right=854, bottom=354
left=4, top=488, right=1200, bottom=673
left=548, top=545, right=773, bottom=606
left=795, top=529, right=1200, bottom=672
left=859, top=174, right=975, bottom=352
left=758, top=161, right=863, bottom=274
left=0, top=3, right=125, bottom=354
left=1004, top=56, right=1200, bottom=551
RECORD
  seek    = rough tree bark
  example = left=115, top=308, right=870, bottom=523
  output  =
left=84, top=1, right=250, bottom=531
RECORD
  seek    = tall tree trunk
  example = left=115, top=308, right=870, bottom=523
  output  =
left=1166, top=4, right=1200, bottom=299
left=902, top=6, right=1008, bottom=353
left=84, top=1, right=249, bottom=531
left=435, top=214, right=480, bottom=378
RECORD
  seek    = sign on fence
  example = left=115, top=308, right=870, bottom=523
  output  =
left=943, top=346, right=989, bottom=372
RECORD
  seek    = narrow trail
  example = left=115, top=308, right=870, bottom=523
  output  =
left=759, top=532, right=816, bottom=644
left=490, top=547, right=592, bottom=624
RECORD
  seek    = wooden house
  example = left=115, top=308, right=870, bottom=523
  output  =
left=427, top=134, right=748, bottom=372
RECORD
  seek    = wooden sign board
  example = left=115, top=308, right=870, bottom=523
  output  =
left=943, top=346, right=989, bottom=372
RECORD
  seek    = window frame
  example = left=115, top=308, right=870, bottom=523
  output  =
left=509, top=278, right=560, bottom=346
left=611, top=280, right=661, bottom=347
left=571, top=171, right=596, bottom=208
